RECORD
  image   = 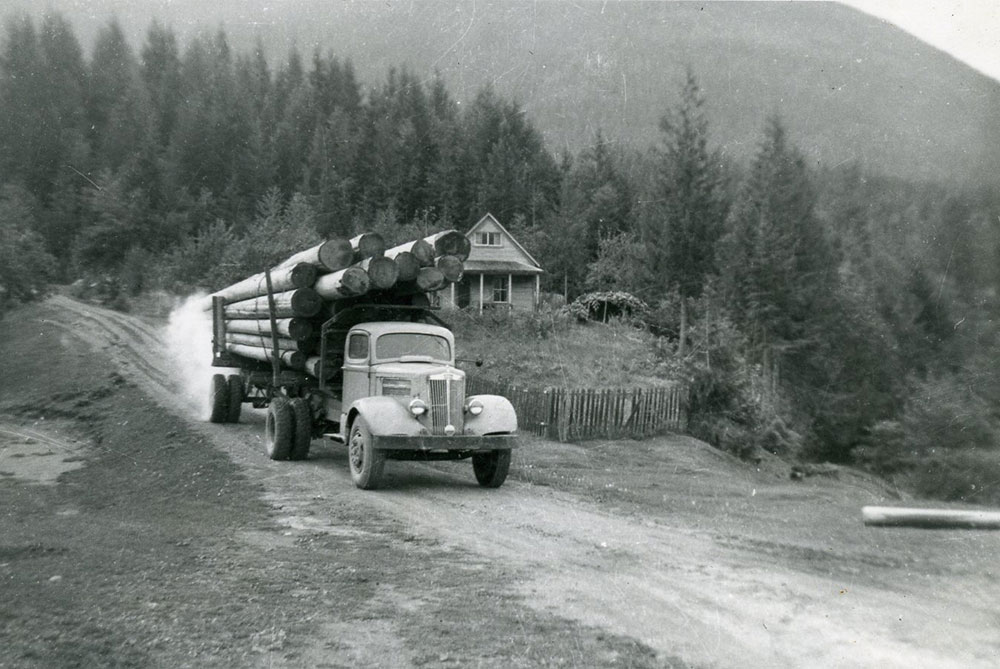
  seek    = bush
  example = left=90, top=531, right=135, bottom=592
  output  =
left=568, top=291, right=648, bottom=324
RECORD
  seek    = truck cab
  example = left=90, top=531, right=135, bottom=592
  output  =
left=334, top=319, right=517, bottom=489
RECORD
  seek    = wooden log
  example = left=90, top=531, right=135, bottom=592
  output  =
left=313, top=266, right=370, bottom=300
left=207, top=263, right=317, bottom=307
left=275, top=238, right=354, bottom=273
left=225, top=317, right=313, bottom=341
left=223, top=288, right=323, bottom=319
left=435, top=255, right=464, bottom=283
left=393, top=251, right=420, bottom=282
left=358, top=255, right=399, bottom=290
left=226, top=343, right=305, bottom=370
left=350, top=232, right=386, bottom=261
left=385, top=238, right=435, bottom=267
left=862, top=506, right=1000, bottom=530
left=305, top=355, right=338, bottom=381
left=225, top=332, right=316, bottom=355
left=392, top=266, right=446, bottom=295
left=424, top=230, right=471, bottom=261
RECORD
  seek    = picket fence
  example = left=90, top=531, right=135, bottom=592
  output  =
left=467, top=377, right=688, bottom=442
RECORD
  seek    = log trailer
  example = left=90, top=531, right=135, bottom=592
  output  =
left=208, top=298, right=518, bottom=489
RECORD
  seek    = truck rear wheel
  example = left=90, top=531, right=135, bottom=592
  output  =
left=226, top=375, right=243, bottom=423
left=348, top=416, right=384, bottom=490
left=288, top=398, right=312, bottom=461
left=209, top=374, right=228, bottom=423
left=472, top=449, right=511, bottom=488
left=265, top=397, right=294, bottom=460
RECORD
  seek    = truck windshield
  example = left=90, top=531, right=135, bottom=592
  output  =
left=375, top=333, right=451, bottom=362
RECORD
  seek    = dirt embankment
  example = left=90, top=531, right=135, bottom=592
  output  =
left=2, top=296, right=1000, bottom=668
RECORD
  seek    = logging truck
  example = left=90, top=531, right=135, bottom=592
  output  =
left=208, top=299, right=518, bottom=489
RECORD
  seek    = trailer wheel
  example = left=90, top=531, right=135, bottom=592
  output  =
left=472, top=449, right=511, bottom=488
left=288, top=398, right=312, bottom=461
left=209, top=374, right=228, bottom=423
left=348, top=416, right=384, bottom=490
left=265, top=397, right=294, bottom=460
left=226, top=375, right=243, bottom=423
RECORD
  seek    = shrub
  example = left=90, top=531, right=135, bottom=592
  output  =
left=568, top=291, right=648, bottom=324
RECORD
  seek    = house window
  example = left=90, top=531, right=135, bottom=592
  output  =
left=492, top=276, right=509, bottom=303
left=475, top=232, right=502, bottom=247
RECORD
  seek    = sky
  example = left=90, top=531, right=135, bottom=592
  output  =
left=838, top=0, right=1000, bottom=81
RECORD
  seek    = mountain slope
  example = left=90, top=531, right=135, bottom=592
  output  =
left=7, top=0, right=1000, bottom=184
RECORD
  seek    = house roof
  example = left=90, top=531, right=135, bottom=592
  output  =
left=462, top=259, right=544, bottom=275
left=466, top=213, right=542, bottom=268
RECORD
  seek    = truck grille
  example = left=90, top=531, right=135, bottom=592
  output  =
left=429, top=376, right=464, bottom=435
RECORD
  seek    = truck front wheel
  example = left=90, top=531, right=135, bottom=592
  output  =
left=265, top=397, right=294, bottom=460
left=472, top=449, right=511, bottom=488
left=348, top=417, right=384, bottom=490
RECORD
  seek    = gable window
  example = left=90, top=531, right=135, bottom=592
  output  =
left=475, top=232, right=502, bottom=247
left=492, top=276, right=509, bottom=303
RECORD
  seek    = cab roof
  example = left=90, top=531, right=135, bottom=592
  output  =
left=350, top=321, right=454, bottom=341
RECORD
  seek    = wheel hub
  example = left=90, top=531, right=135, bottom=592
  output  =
left=349, top=431, right=364, bottom=470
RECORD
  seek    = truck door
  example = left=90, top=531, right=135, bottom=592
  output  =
left=342, top=331, right=372, bottom=407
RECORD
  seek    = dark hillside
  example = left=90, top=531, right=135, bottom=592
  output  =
left=6, top=0, right=999, bottom=185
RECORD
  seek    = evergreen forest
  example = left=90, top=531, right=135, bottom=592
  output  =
left=2, top=14, right=999, bottom=499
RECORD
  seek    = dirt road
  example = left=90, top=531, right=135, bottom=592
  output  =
left=2, top=296, right=1000, bottom=667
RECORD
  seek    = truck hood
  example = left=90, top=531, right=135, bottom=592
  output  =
left=372, top=362, right=464, bottom=378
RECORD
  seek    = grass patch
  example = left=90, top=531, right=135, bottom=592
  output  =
left=449, top=309, right=672, bottom=389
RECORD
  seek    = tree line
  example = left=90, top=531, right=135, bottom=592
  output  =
left=2, top=14, right=999, bottom=493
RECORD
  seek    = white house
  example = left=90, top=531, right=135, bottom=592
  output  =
left=439, top=213, right=544, bottom=311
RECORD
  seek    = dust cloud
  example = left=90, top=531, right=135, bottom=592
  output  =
left=163, top=293, right=220, bottom=420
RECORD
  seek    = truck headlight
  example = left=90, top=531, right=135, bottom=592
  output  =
left=381, top=377, right=411, bottom=396
left=466, top=398, right=484, bottom=416
left=409, top=398, right=427, bottom=416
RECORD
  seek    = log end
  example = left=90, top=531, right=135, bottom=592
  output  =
left=411, top=239, right=436, bottom=266
left=414, top=266, right=446, bottom=292
left=367, top=256, right=400, bottom=290
left=394, top=251, right=420, bottom=282
left=288, top=262, right=319, bottom=289
left=341, top=266, right=371, bottom=296
left=353, top=232, right=387, bottom=260
left=317, top=238, right=355, bottom=272
left=435, top=255, right=464, bottom=283
left=289, top=287, right=323, bottom=317
left=430, top=230, right=471, bottom=262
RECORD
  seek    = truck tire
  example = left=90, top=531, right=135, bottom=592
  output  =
left=348, top=416, right=384, bottom=490
left=472, top=449, right=511, bottom=488
left=288, top=397, right=312, bottom=461
left=209, top=374, right=228, bottom=423
left=265, top=397, right=294, bottom=460
left=226, top=375, right=243, bottom=424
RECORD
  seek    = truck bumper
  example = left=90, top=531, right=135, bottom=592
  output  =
left=371, top=434, right=518, bottom=451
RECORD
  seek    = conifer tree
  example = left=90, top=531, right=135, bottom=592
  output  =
left=641, top=70, right=728, bottom=354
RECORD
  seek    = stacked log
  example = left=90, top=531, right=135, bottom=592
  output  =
left=209, top=228, right=469, bottom=379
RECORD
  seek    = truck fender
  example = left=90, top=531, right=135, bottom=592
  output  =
left=347, top=396, right=428, bottom=438
left=463, top=394, right=518, bottom=435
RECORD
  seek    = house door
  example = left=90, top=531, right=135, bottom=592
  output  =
left=456, top=275, right=472, bottom=308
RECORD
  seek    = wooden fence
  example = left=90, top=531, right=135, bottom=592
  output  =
left=467, top=377, right=688, bottom=442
